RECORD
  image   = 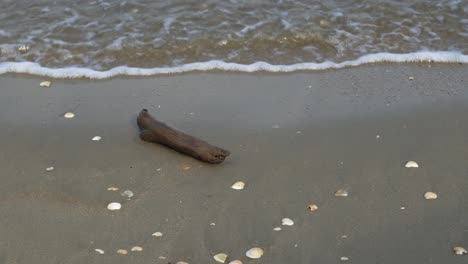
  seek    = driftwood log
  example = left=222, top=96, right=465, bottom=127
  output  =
left=137, top=109, right=230, bottom=164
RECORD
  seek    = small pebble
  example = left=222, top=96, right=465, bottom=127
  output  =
left=121, top=190, right=134, bottom=198
left=246, top=247, right=264, bottom=259
left=400, top=206, right=406, bottom=210
left=231, top=181, right=245, bottom=190
left=94, top=249, right=104, bottom=254
left=176, top=262, right=189, bottom=264
left=408, top=76, right=415, bottom=80
left=376, top=134, right=380, bottom=139
left=40, top=81, right=51, bottom=87
left=116, top=249, right=128, bottom=255
left=107, top=202, right=122, bottom=210
left=131, top=8, right=139, bottom=13
left=424, top=192, right=438, bottom=200
left=453, top=246, right=467, bottom=255
left=92, top=136, right=101, bottom=141
left=296, top=131, right=301, bottom=134
left=64, top=112, right=75, bottom=119
left=405, top=161, right=419, bottom=168
left=131, top=246, right=143, bottom=252
left=273, top=227, right=282, bottom=231
left=181, top=165, right=191, bottom=171
left=107, top=187, right=119, bottom=191
left=307, top=204, right=318, bottom=212
left=152, top=232, right=163, bottom=237
left=159, top=256, right=166, bottom=259
left=213, top=253, right=228, bottom=263
left=45, top=166, right=54, bottom=172
left=335, top=189, right=348, bottom=197
left=282, top=218, right=294, bottom=226
left=229, top=261, right=242, bottom=264
left=340, top=256, right=349, bottom=261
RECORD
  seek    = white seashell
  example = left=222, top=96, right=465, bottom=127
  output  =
left=131, top=246, right=143, bottom=252
left=340, top=256, right=349, bottom=261
left=95, top=248, right=104, bottom=254
left=210, top=222, right=216, bottom=226
left=46, top=166, right=54, bottom=171
left=335, top=189, right=348, bottom=197
left=229, top=261, right=242, bottom=264
left=159, top=256, right=166, bottom=259
left=107, top=202, right=121, bottom=210
left=213, top=253, right=228, bottom=263
left=282, top=218, right=294, bottom=226
left=408, top=76, right=415, bottom=80
left=246, top=247, right=264, bottom=259
left=116, top=249, right=128, bottom=255
left=231, top=181, right=245, bottom=190
left=64, top=112, right=75, bottom=119
left=424, top=192, right=438, bottom=200
left=107, top=187, right=119, bottom=191
left=176, top=262, right=189, bottom=264
left=18, top=45, right=30, bottom=51
left=40, top=81, right=51, bottom=87
left=453, top=246, right=467, bottom=255
left=121, top=190, right=134, bottom=198
left=307, top=204, right=318, bottom=212
left=273, top=227, right=282, bottom=231
left=405, top=161, right=419, bottom=168
left=92, top=136, right=101, bottom=141
left=400, top=206, right=406, bottom=210
left=152, top=232, right=163, bottom=237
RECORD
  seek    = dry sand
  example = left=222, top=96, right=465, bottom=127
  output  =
left=0, top=64, right=467, bottom=263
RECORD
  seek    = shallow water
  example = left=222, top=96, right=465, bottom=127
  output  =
left=0, top=0, right=467, bottom=74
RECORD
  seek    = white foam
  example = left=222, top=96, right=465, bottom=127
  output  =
left=0, top=51, right=466, bottom=79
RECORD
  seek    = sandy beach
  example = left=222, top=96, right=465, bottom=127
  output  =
left=0, top=63, right=467, bottom=263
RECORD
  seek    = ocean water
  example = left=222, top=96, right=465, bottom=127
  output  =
left=0, top=0, right=467, bottom=78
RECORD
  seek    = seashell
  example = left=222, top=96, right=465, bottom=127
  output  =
left=46, top=166, right=54, bottom=172
left=40, top=81, right=51, bottom=87
left=273, top=227, right=282, bottom=231
left=281, top=218, right=294, bottom=226
left=231, top=181, right=245, bottom=190
left=307, top=204, right=318, bottom=212
left=453, top=246, right=467, bottom=255
left=64, top=112, right=75, bottom=119
left=131, top=246, right=143, bottom=252
left=159, top=256, right=166, bottom=259
left=116, top=249, right=128, bottom=255
left=107, top=202, right=121, bottom=210
left=408, top=76, right=415, bottom=80
left=121, top=190, right=134, bottom=198
left=176, top=262, right=189, bottom=264
left=246, top=247, right=264, bottom=259
left=340, top=256, right=349, bottom=261
left=152, top=232, right=163, bottom=237
left=405, top=161, right=419, bottom=168
left=229, top=261, right=242, bottom=264
left=210, top=222, right=216, bottom=226
left=107, top=187, right=119, bottom=191
left=424, top=192, right=437, bottom=200
left=181, top=165, right=191, bottom=171
left=335, top=189, right=348, bottom=197
left=95, top=248, right=104, bottom=254
left=92, top=136, right=101, bottom=141
left=213, top=253, right=228, bottom=263
left=18, top=45, right=30, bottom=52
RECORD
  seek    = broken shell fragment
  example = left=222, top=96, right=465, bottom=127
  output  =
left=213, top=253, right=228, bottom=263
left=408, top=76, right=415, bottom=80
left=107, top=202, right=122, bottom=210
left=92, top=136, right=101, bottom=141
left=228, top=261, right=242, bottom=264
left=335, top=189, right=348, bottom=197
left=281, top=218, right=294, bottom=226
left=273, top=227, right=282, bottom=231
left=116, top=249, right=128, bottom=255
left=107, top=187, right=119, bottom=191
left=340, top=256, right=349, bottom=261
left=246, top=247, right=264, bottom=259
left=95, top=248, right=104, bottom=254
left=231, top=181, right=245, bottom=190
left=64, top=112, right=75, bottom=119
left=45, top=166, right=54, bottom=172
left=424, top=192, right=438, bottom=200
left=176, top=262, right=189, bottom=264
left=405, top=161, right=419, bottom=168
left=181, top=165, right=191, bottom=170
left=40, top=81, right=51, bottom=87
left=131, top=246, right=143, bottom=252
left=152, top=232, right=163, bottom=237
left=121, top=190, right=134, bottom=198
left=18, top=45, right=30, bottom=52
left=307, top=204, right=318, bottom=212
left=453, top=246, right=467, bottom=255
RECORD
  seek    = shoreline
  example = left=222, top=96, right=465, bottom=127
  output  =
left=0, top=63, right=467, bottom=263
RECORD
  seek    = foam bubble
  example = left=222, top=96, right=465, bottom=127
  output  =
left=0, top=51, right=466, bottom=79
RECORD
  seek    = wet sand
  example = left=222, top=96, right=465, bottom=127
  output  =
left=0, top=64, right=467, bottom=263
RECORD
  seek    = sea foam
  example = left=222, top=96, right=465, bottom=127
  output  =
left=0, top=51, right=466, bottom=79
